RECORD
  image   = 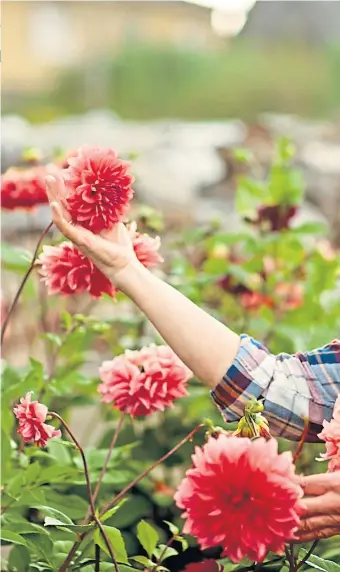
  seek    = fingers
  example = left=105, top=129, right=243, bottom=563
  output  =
left=45, top=175, right=71, bottom=221
left=294, top=527, right=340, bottom=543
left=299, top=471, right=339, bottom=496
left=298, top=514, right=340, bottom=535
left=50, top=202, right=89, bottom=249
left=300, top=492, right=339, bottom=517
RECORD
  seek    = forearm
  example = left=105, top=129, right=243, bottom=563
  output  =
left=116, top=261, right=240, bottom=389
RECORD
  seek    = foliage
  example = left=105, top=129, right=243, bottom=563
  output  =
left=1, top=139, right=340, bottom=571
left=3, top=42, right=340, bottom=122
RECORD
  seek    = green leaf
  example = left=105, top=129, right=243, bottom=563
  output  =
left=1, top=241, right=32, bottom=273
left=93, top=525, right=128, bottom=563
left=163, top=520, right=179, bottom=536
left=25, top=533, right=54, bottom=567
left=42, top=489, right=89, bottom=520
left=300, top=551, right=340, bottom=572
left=153, top=544, right=178, bottom=561
left=44, top=516, right=94, bottom=534
left=8, top=544, right=30, bottom=571
left=132, top=555, right=155, bottom=567
left=47, top=439, right=72, bottom=466
left=34, top=505, right=74, bottom=525
left=0, top=529, right=28, bottom=546
left=100, top=499, right=128, bottom=523
left=137, top=519, right=159, bottom=557
left=291, top=222, right=327, bottom=235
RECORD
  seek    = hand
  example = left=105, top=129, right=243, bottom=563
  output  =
left=295, top=471, right=340, bottom=542
left=44, top=175, right=139, bottom=290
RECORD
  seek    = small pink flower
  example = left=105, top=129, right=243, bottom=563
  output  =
left=63, top=145, right=134, bottom=233
left=98, top=345, right=192, bottom=417
left=127, top=222, right=163, bottom=268
left=37, top=242, right=116, bottom=298
left=13, top=392, right=61, bottom=447
left=318, top=395, right=340, bottom=472
left=175, top=435, right=303, bottom=563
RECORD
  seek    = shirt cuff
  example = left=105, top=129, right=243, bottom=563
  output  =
left=210, top=333, right=270, bottom=423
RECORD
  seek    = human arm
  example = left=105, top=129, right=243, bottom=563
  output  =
left=44, top=176, right=340, bottom=441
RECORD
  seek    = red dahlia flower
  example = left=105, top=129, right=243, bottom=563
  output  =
left=98, top=345, right=192, bottom=417
left=1, top=165, right=56, bottom=211
left=63, top=145, right=134, bottom=233
left=38, top=242, right=116, bottom=298
left=13, top=392, right=61, bottom=447
left=175, top=434, right=303, bottom=563
left=127, top=222, right=163, bottom=268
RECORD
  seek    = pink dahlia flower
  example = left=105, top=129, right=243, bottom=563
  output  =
left=63, top=145, right=134, bottom=233
left=175, top=434, right=303, bottom=563
left=98, top=345, right=192, bottom=417
left=128, top=221, right=163, bottom=268
left=1, top=165, right=56, bottom=210
left=38, top=242, right=116, bottom=298
left=183, top=561, right=223, bottom=572
left=13, top=392, right=61, bottom=447
left=318, top=395, right=340, bottom=472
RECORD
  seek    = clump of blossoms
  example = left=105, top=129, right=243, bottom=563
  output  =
left=318, top=394, right=340, bottom=472
left=13, top=392, right=61, bottom=447
left=38, top=243, right=116, bottom=298
left=63, top=145, right=134, bottom=233
left=1, top=165, right=58, bottom=211
left=98, top=345, right=192, bottom=417
left=175, top=434, right=303, bottom=563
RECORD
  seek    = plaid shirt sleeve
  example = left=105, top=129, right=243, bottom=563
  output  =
left=211, top=334, right=340, bottom=442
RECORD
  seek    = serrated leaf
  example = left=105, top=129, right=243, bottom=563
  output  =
left=100, top=498, right=128, bottom=523
left=301, top=551, right=340, bottom=572
left=153, top=544, right=178, bottom=561
left=34, top=505, right=74, bottom=524
left=44, top=516, right=94, bottom=534
left=137, top=519, right=159, bottom=557
left=132, top=555, right=155, bottom=567
left=93, top=525, right=128, bottom=563
left=163, top=520, right=179, bottom=536
left=0, top=529, right=28, bottom=546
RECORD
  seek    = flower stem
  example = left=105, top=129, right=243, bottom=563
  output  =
left=293, top=418, right=309, bottom=465
left=1, top=221, right=53, bottom=346
left=51, top=413, right=119, bottom=572
left=83, top=412, right=126, bottom=523
left=152, top=535, right=175, bottom=571
left=285, top=545, right=296, bottom=572
left=95, top=544, right=101, bottom=572
left=59, top=423, right=204, bottom=571
left=99, top=423, right=204, bottom=517
left=296, top=540, right=319, bottom=570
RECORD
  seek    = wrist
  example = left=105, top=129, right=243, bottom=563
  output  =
left=111, top=259, right=150, bottom=295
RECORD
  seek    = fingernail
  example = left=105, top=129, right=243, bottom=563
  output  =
left=45, top=175, right=56, bottom=186
left=50, top=201, right=58, bottom=211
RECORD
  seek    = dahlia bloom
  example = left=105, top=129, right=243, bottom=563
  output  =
left=98, top=345, right=192, bottom=417
left=128, top=221, right=163, bottom=268
left=318, top=395, right=340, bottom=472
left=183, top=561, right=223, bottom=572
left=38, top=242, right=116, bottom=298
left=175, top=435, right=303, bottom=563
left=1, top=165, right=55, bottom=210
left=63, top=145, right=134, bottom=233
left=13, top=392, right=61, bottom=447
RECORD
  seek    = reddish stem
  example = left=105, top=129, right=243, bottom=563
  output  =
left=51, top=413, right=119, bottom=572
left=1, top=221, right=53, bottom=346
left=293, top=418, right=309, bottom=465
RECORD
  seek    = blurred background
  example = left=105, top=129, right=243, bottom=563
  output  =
left=2, top=1, right=340, bottom=567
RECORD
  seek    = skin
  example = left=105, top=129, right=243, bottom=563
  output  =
left=44, top=175, right=340, bottom=542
